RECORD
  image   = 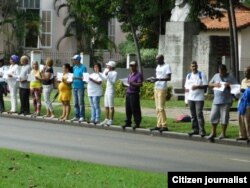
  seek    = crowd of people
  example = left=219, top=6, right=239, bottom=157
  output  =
left=0, top=53, right=249, bottom=143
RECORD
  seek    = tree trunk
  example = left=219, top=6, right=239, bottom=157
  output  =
left=229, top=0, right=239, bottom=81
left=130, top=23, right=143, bottom=75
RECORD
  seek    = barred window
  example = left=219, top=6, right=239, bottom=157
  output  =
left=41, top=10, right=52, bottom=48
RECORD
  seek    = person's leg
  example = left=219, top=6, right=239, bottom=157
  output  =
left=238, top=114, right=247, bottom=139
left=158, top=89, right=167, bottom=128
left=245, top=107, right=250, bottom=138
left=19, top=88, right=24, bottom=113
left=23, top=88, right=30, bottom=114
left=64, top=101, right=71, bottom=120
left=78, top=88, right=85, bottom=119
left=47, top=85, right=54, bottom=117
left=208, top=104, right=220, bottom=140
left=60, top=101, right=66, bottom=119
left=73, top=89, right=79, bottom=118
left=219, top=103, right=230, bottom=139
left=0, top=83, right=5, bottom=112
left=196, top=100, right=205, bottom=135
left=36, top=88, right=42, bottom=115
left=93, top=96, right=101, bottom=123
left=130, top=93, right=141, bottom=127
left=88, top=96, right=95, bottom=122
left=154, top=89, right=161, bottom=128
left=125, top=94, right=132, bottom=126
left=189, top=100, right=199, bottom=134
left=43, top=85, right=51, bottom=116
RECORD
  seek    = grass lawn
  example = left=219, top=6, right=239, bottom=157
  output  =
left=0, top=148, right=167, bottom=188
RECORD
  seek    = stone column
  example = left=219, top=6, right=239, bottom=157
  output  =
left=159, top=22, right=200, bottom=87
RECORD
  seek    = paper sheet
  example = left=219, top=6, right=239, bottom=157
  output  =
left=27, top=74, right=36, bottom=81
left=83, top=73, right=89, bottom=82
left=56, top=72, right=63, bottom=82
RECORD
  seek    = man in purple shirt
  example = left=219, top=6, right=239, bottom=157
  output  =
left=122, top=61, right=143, bottom=130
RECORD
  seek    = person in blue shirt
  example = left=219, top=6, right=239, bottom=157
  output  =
left=71, top=55, right=87, bottom=122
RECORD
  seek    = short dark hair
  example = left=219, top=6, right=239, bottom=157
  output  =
left=191, top=61, right=197, bottom=65
left=218, top=64, right=227, bottom=71
left=63, top=63, right=73, bottom=73
left=93, top=62, right=102, bottom=72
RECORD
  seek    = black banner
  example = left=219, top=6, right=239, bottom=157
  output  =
left=168, top=172, right=250, bottom=188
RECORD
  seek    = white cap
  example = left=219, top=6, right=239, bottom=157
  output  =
left=106, top=61, right=116, bottom=67
left=129, top=61, right=137, bottom=66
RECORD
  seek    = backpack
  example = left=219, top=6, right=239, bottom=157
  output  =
left=174, top=114, right=191, bottom=122
left=187, top=71, right=207, bottom=93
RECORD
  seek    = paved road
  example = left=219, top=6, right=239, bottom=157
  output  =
left=0, top=117, right=249, bottom=173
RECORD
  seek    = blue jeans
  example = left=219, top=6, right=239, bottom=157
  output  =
left=73, top=88, right=85, bottom=118
left=89, top=96, right=101, bottom=122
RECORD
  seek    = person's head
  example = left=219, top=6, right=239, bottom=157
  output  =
left=20, top=55, right=29, bottom=65
left=156, top=54, right=164, bottom=65
left=0, top=58, right=4, bottom=67
left=45, top=57, right=53, bottom=67
left=218, top=64, right=227, bottom=76
left=63, top=63, right=72, bottom=73
left=72, top=54, right=81, bottom=65
left=244, top=66, right=250, bottom=79
left=93, top=62, right=102, bottom=73
left=129, top=61, right=138, bottom=72
left=175, top=0, right=186, bottom=6
left=190, top=61, right=198, bottom=73
left=10, top=54, right=19, bottom=65
left=106, top=60, right=116, bottom=70
left=32, top=61, right=39, bottom=70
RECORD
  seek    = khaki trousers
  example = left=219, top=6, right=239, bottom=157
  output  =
left=154, top=89, right=167, bottom=128
left=238, top=107, right=250, bottom=138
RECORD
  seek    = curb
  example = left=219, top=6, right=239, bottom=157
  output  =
left=1, top=113, right=249, bottom=148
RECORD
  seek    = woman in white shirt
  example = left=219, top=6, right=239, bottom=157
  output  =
left=100, top=61, right=117, bottom=126
left=87, top=63, right=103, bottom=124
left=6, top=55, right=19, bottom=114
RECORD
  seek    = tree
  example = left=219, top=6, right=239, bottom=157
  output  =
left=54, top=0, right=115, bottom=54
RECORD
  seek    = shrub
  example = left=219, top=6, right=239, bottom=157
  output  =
left=109, top=80, right=172, bottom=100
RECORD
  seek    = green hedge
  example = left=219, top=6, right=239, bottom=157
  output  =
left=103, top=81, right=172, bottom=100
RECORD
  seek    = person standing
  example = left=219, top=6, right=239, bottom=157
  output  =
left=58, top=63, right=73, bottom=121
left=0, top=58, right=7, bottom=113
left=150, top=54, right=171, bottom=132
left=6, top=55, right=19, bottom=114
left=122, top=61, right=143, bottom=130
left=19, top=55, right=31, bottom=115
left=185, top=61, right=208, bottom=137
left=100, top=61, right=118, bottom=126
left=87, top=63, right=103, bottom=124
left=237, top=66, right=250, bottom=141
left=71, top=55, right=87, bottom=122
left=30, top=61, right=42, bottom=116
left=208, top=64, right=238, bottom=142
left=41, top=57, right=55, bottom=118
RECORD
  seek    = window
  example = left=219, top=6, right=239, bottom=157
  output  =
left=19, top=0, right=40, bottom=48
left=108, top=18, right=115, bottom=42
left=41, top=10, right=52, bottom=48
left=19, top=0, right=40, bottom=9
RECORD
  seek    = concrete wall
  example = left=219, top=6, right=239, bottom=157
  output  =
left=239, top=27, right=250, bottom=71
left=158, top=22, right=200, bottom=87
left=41, top=0, right=77, bottom=53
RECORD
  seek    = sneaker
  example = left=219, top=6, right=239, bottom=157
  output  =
left=79, top=117, right=84, bottom=122
left=100, top=119, right=109, bottom=126
left=106, top=119, right=113, bottom=126
left=70, top=117, right=79, bottom=121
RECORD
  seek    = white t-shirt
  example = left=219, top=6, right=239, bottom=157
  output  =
left=154, top=63, right=172, bottom=89
left=184, top=71, right=208, bottom=101
left=87, top=72, right=103, bottom=96
left=101, top=69, right=117, bottom=95
left=6, top=64, right=19, bottom=85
